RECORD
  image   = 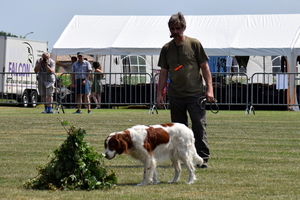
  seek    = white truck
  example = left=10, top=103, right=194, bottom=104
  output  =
left=0, top=36, right=48, bottom=107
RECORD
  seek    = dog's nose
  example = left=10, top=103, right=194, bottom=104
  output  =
left=104, top=153, right=109, bottom=159
left=104, top=153, right=114, bottom=160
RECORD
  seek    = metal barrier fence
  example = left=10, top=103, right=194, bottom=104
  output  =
left=250, top=73, right=300, bottom=109
left=57, top=72, right=153, bottom=109
left=211, top=72, right=300, bottom=111
left=151, top=72, right=300, bottom=112
left=149, top=72, right=250, bottom=113
left=1, top=71, right=300, bottom=111
left=211, top=72, right=249, bottom=110
left=0, top=72, right=153, bottom=108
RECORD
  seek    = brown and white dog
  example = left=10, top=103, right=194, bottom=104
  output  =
left=104, top=123, right=203, bottom=186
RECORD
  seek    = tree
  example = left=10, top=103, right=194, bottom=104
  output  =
left=0, top=31, right=18, bottom=38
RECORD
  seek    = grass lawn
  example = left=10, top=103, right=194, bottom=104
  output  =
left=0, top=106, right=299, bottom=200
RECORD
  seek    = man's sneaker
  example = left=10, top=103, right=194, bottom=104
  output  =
left=41, top=110, right=47, bottom=114
left=73, top=110, right=82, bottom=114
left=47, top=110, right=53, bottom=114
left=88, top=110, right=92, bottom=114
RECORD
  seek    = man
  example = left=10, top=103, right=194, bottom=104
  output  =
left=71, top=52, right=92, bottom=114
left=156, top=12, right=214, bottom=168
left=34, top=52, right=55, bottom=113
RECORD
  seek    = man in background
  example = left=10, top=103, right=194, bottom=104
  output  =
left=34, top=52, right=55, bottom=113
left=71, top=52, right=92, bottom=114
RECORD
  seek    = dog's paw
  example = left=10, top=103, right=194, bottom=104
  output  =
left=136, top=182, right=148, bottom=186
left=168, top=180, right=176, bottom=183
left=186, top=179, right=195, bottom=184
left=186, top=181, right=194, bottom=184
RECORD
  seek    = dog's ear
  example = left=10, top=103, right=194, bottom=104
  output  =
left=115, top=131, right=132, bottom=154
left=116, top=138, right=127, bottom=154
left=105, top=136, right=124, bottom=154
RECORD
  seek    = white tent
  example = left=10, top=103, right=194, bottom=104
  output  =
left=52, top=14, right=300, bottom=109
left=53, top=14, right=300, bottom=57
left=52, top=14, right=300, bottom=74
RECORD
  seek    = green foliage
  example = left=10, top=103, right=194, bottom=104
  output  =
left=0, top=31, right=18, bottom=37
left=23, top=122, right=117, bottom=190
left=57, top=74, right=72, bottom=87
left=61, top=74, right=71, bottom=87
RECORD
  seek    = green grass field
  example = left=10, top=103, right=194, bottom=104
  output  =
left=0, top=107, right=299, bottom=200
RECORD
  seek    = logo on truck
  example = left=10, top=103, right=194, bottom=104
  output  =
left=8, top=42, right=34, bottom=77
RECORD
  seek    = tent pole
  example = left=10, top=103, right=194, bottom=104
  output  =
left=108, top=52, right=112, bottom=108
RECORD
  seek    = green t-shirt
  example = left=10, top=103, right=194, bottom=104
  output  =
left=158, top=36, right=209, bottom=97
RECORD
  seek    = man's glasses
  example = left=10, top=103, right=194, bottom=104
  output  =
left=170, top=27, right=182, bottom=31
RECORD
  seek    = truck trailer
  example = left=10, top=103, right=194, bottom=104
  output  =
left=0, top=36, right=48, bottom=107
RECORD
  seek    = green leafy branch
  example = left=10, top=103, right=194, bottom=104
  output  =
left=23, top=119, right=117, bottom=190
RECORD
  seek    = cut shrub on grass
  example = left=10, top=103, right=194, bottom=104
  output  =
left=23, top=121, right=117, bottom=190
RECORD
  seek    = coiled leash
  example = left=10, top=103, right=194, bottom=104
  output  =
left=197, top=96, right=219, bottom=114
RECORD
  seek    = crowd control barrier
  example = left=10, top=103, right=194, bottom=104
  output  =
left=1, top=71, right=299, bottom=112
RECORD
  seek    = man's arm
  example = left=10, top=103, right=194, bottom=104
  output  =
left=34, top=58, right=43, bottom=73
left=85, top=70, right=92, bottom=81
left=46, top=60, right=55, bottom=73
left=156, top=68, right=169, bottom=108
left=200, top=61, right=214, bottom=102
left=71, top=63, right=75, bottom=87
left=85, top=61, right=92, bottom=82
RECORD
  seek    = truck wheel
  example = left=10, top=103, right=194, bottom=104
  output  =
left=22, top=92, right=29, bottom=107
left=30, top=91, right=38, bottom=107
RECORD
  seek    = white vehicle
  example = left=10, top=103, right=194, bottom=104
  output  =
left=0, top=36, right=48, bottom=107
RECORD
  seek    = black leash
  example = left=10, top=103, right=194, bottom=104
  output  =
left=197, top=96, right=219, bottom=114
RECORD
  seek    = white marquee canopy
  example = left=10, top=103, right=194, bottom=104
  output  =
left=53, top=14, right=300, bottom=59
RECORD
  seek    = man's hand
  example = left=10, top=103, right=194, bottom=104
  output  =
left=156, top=94, right=165, bottom=109
left=205, top=90, right=214, bottom=102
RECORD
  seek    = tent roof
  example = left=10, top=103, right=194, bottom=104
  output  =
left=52, top=14, right=300, bottom=56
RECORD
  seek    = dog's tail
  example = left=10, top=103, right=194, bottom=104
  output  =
left=190, top=143, right=203, bottom=166
left=193, top=153, right=204, bottom=166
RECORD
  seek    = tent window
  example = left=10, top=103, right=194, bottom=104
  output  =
left=272, top=56, right=281, bottom=66
left=272, top=56, right=282, bottom=73
left=272, top=56, right=286, bottom=73
left=121, top=55, right=147, bottom=84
